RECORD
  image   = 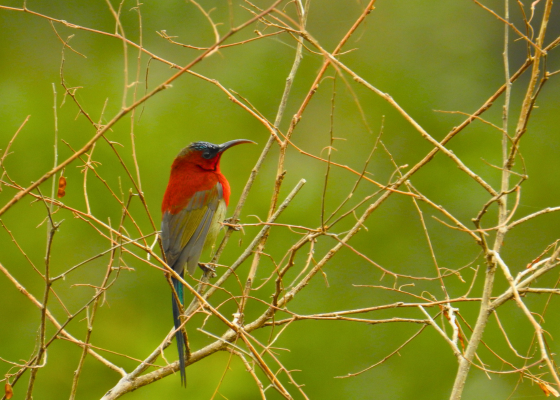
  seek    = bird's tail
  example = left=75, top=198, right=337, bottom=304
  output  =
left=172, top=275, right=187, bottom=387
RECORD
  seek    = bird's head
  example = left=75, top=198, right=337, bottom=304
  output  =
left=174, top=139, right=256, bottom=171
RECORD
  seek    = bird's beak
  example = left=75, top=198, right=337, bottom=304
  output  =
left=218, top=139, right=257, bottom=153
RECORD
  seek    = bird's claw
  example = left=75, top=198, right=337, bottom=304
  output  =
left=223, top=217, right=242, bottom=231
left=198, top=263, right=217, bottom=278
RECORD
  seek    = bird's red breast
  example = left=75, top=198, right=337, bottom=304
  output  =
left=161, top=153, right=231, bottom=215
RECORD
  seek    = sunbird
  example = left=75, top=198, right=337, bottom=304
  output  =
left=161, top=139, right=255, bottom=386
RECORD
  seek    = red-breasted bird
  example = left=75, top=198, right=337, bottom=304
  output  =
left=161, top=139, right=255, bottom=386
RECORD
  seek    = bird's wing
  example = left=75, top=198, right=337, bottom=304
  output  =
left=161, top=182, right=223, bottom=275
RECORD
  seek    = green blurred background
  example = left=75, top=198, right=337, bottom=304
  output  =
left=1, top=0, right=560, bottom=398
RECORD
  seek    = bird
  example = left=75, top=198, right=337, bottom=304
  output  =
left=161, top=139, right=255, bottom=386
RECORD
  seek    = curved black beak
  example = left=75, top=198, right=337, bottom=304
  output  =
left=218, top=139, right=257, bottom=153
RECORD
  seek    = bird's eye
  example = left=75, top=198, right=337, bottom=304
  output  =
left=202, top=151, right=214, bottom=159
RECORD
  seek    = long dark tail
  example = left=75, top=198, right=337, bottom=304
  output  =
left=172, top=275, right=186, bottom=386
